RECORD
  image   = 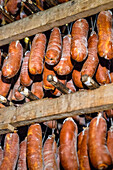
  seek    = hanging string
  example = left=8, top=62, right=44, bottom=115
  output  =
left=69, top=22, right=73, bottom=34
left=110, top=117, right=113, bottom=127
left=90, top=17, right=94, bottom=32
left=42, top=126, right=48, bottom=145
left=93, top=14, right=97, bottom=31
left=90, top=14, right=97, bottom=32
left=66, top=24, right=70, bottom=35
left=52, top=120, right=55, bottom=135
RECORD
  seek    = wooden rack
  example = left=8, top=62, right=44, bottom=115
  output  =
left=0, top=0, right=113, bottom=134
left=0, top=83, right=113, bottom=134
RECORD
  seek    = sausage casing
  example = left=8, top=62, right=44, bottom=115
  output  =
left=60, top=117, right=79, bottom=170
left=88, top=113, right=112, bottom=169
left=2, top=40, right=23, bottom=79
left=71, top=19, right=89, bottom=62
left=29, top=33, right=46, bottom=75
left=27, top=124, right=43, bottom=170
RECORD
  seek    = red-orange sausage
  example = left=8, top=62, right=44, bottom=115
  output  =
left=107, top=126, right=113, bottom=163
left=12, top=76, right=25, bottom=101
left=54, top=34, right=73, bottom=75
left=5, top=0, right=21, bottom=15
left=88, top=113, right=112, bottom=169
left=0, top=133, right=19, bottom=170
left=27, top=124, right=43, bottom=170
left=95, top=63, right=110, bottom=85
left=60, top=117, right=79, bottom=170
left=29, top=33, right=46, bottom=75
left=79, top=128, right=91, bottom=170
left=0, top=71, right=11, bottom=97
left=110, top=72, right=113, bottom=82
left=81, top=31, right=99, bottom=77
left=43, top=120, right=57, bottom=129
left=77, top=130, right=84, bottom=161
left=71, top=19, right=89, bottom=62
left=0, top=103, right=5, bottom=108
left=72, top=115, right=85, bottom=126
left=17, top=138, right=27, bottom=170
left=31, top=81, right=44, bottom=99
left=72, top=63, right=83, bottom=89
left=43, top=134, right=58, bottom=170
left=97, top=10, right=113, bottom=59
left=43, top=63, right=56, bottom=90
left=20, top=51, right=33, bottom=87
left=45, top=27, right=62, bottom=66
left=2, top=40, right=23, bottom=79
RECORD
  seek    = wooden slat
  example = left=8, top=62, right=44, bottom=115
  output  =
left=0, top=124, right=15, bottom=134
left=0, top=0, right=113, bottom=46
left=0, top=83, right=113, bottom=134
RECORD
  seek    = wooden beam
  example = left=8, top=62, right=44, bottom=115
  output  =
left=0, top=124, right=15, bottom=134
left=0, top=0, right=113, bottom=46
left=0, top=83, right=113, bottom=134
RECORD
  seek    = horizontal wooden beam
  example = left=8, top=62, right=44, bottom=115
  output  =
left=0, top=0, right=113, bottom=46
left=0, top=83, right=113, bottom=134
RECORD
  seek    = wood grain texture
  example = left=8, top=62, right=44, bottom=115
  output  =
left=0, top=0, right=113, bottom=46
left=0, top=83, right=113, bottom=133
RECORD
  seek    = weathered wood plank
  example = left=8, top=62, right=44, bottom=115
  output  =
left=0, top=83, right=113, bottom=134
left=0, top=0, right=113, bottom=46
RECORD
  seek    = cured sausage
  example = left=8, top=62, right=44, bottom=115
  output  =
left=2, top=40, right=23, bottom=79
left=20, top=51, right=33, bottom=87
left=45, top=27, right=62, bottom=66
left=72, top=63, right=83, bottom=89
left=54, top=35, right=73, bottom=75
left=81, top=31, right=99, bottom=77
left=60, top=117, right=79, bottom=170
left=43, top=134, right=58, bottom=170
left=72, top=115, right=85, bottom=126
left=0, top=103, right=5, bottom=108
left=107, top=126, right=113, bottom=163
left=77, top=130, right=84, bottom=161
left=43, top=120, right=57, bottom=129
left=79, top=128, right=91, bottom=170
left=5, top=0, right=21, bottom=15
left=17, top=138, right=27, bottom=170
left=97, top=10, right=113, bottom=60
left=0, top=133, right=19, bottom=170
left=43, top=63, right=56, bottom=90
left=88, top=113, right=112, bottom=169
left=71, top=19, right=89, bottom=62
left=95, top=62, right=110, bottom=85
left=12, top=76, right=25, bottom=101
left=27, top=123, right=43, bottom=170
left=29, top=33, right=46, bottom=75
left=0, top=71, right=11, bottom=97
left=31, top=81, right=44, bottom=99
